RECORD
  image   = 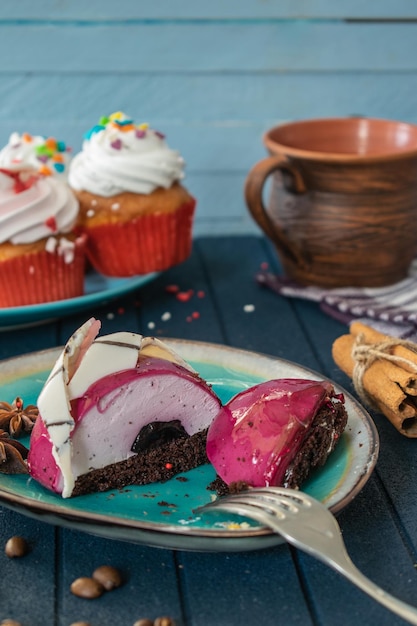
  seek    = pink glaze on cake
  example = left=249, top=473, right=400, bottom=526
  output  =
left=206, top=378, right=340, bottom=487
left=28, top=318, right=222, bottom=497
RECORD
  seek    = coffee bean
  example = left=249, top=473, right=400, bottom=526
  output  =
left=5, top=536, right=29, bottom=558
left=133, top=620, right=153, bottom=626
left=70, top=576, right=104, bottom=599
left=154, top=618, right=176, bottom=626
left=92, top=565, right=122, bottom=591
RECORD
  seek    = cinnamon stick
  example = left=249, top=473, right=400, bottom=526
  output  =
left=332, top=324, right=417, bottom=437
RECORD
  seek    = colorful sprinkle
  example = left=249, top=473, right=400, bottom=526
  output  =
left=111, top=139, right=122, bottom=150
left=99, top=116, right=110, bottom=126
left=161, top=312, right=171, bottom=322
left=109, top=111, right=124, bottom=121
left=176, top=290, right=194, bottom=302
left=155, top=130, right=166, bottom=140
left=31, top=137, right=69, bottom=172
left=38, top=165, right=52, bottom=176
left=165, top=284, right=179, bottom=294
left=197, top=290, right=205, bottom=298
left=22, top=133, right=32, bottom=143
left=135, top=129, right=146, bottom=139
left=165, top=463, right=173, bottom=470
left=191, top=311, right=200, bottom=319
left=111, top=121, right=135, bottom=132
left=35, top=145, right=51, bottom=156
left=243, top=304, right=255, bottom=313
left=45, top=137, right=57, bottom=151
left=84, top=124, right=105, bottom=140
left=45, top=216, right=58, bottom=232
left=138, top=123, right=149, bottom=130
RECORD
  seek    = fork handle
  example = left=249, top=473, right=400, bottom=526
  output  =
left=332, top=556, right=417, bottom=625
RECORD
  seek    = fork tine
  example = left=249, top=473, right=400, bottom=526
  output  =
left=203, top=499, right=287, bottom=530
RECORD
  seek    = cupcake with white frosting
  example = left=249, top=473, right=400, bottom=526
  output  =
left=0, top=133, right=86, bottom=307
left=68, top=112, right=196, bottom=276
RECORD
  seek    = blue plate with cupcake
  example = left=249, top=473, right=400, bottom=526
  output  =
left=0, top=113, right=196, bottom=328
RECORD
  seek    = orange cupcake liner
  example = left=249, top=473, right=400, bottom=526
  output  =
left=0, top=234, right=87, bottom=307
left=84, top=200, right=196, bottom=276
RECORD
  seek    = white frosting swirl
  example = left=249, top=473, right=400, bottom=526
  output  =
left=68, top=115, right=186, bottom=196
left=0, top=171, right=79, bottom=244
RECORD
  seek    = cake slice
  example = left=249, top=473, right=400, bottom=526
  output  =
left=206, top=378, right=348, bottom=490
left=27, top=318, right=222, bottom=497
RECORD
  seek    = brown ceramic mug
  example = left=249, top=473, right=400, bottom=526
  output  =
left=245, top=117, right=417, bottom=287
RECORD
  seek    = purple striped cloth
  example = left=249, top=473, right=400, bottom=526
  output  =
left=257, top=260, right=417, bottom=341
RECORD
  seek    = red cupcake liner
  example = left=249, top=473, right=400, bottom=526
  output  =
left=85, top=200, right=196, bottom=276
left=0, top=235, right=87, bottom=307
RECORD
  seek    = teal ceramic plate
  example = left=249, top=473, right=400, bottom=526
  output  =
left=0, top=270, right=158, bottom=329
left=0, top=340, right=379, bottom=552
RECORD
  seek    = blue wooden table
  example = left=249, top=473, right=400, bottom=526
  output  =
left=0, top=235, right=416, bottom=626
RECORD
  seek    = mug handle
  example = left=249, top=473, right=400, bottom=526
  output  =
left=244, top=155, right=306, bottom=267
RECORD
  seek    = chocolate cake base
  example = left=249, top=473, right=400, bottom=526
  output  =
left=282, top=400, right=348, bottom=488
left=72, top=429, right=208, bottom=497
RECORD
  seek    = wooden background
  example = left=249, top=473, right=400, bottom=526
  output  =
left=1, top=0, right=417, bottom=236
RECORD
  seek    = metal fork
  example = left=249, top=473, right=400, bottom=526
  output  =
left=198, top=487, right=417, bottom=625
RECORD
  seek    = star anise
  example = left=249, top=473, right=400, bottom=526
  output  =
left=0, top=429, right=28, bottom=474
left=0, top=397, right=39, bottom=437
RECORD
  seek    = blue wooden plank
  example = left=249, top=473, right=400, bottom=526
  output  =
left=0, top=508, right=56, bottom=625
left=0, top=323, right=58, bottom=360
left=1, top=74, right=417, bottom=133
left=196, top=236, right=323, bottom=370
left=59, top=529, right=183, bottom=626
left=2, top=0, right=417, bottom=20
left=179, top=545, right=314, bottom=625
left=0, top=22, right=416, bottom=71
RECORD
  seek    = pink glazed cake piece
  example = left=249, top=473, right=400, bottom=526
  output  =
left=206, top=378, right=347, bottom=489
left=28, top=318, right=222, bottom=497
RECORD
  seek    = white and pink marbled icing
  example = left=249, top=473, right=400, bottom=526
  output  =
left=27, top=318, right=222, bottom=497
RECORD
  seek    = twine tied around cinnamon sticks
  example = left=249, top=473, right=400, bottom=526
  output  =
left=352, top=334, right=417, bottom=410
left=332, top=321, right=417, bottom=437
